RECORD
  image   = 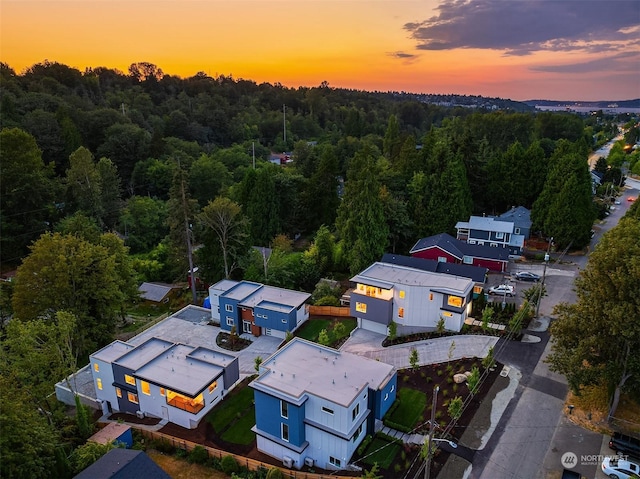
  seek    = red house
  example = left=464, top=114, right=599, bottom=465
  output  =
left=409, top=233, right=509, bottom=273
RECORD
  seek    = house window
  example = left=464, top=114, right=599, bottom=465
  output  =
left=384, top=393, right=389, bottom=401
left=166, top=390, right=204, bottom=414
left=442, top=311, right=453, bottom=317
left=496, top=232, right=504, bottom=239
left=390, top=385, right=395, bottom=392
left=281, top=423, right=289, bottom=442
left=490, top=243, right=498, bottom=247
left=141, top=381, right=150, bottom=395
left=515, top=228, right=521, bottom=234
left=329, top=456, right=341, bottom=467
left=128, top=392, right=138, bottom=404
left=398, top=307, right=404, bottom=318
left=355, top=302, right=367, bottom=313
left=399, top=290, right=405, bottom=299
left=437, top=256, right=447, bottom=263
left=352, top=424, right=363, bottom=442
left=352, top=403, right=359, bottom=421
left=160, top=388, right=165, bottom=397
left=322, top=406, right=334, bottom=415
left=468, top=240, right=476, bottom=244
left=429, top=293, right=433, bottom=301
left=93, top=363, right=99, bottom=372
left=265, top=329, right=272, bottom=336
left=226, top=317, right=234, bottom=327
left=208, top=381, right=217, bottom=393
left=125, top=374, right=135, bottom=386
left=116, top=387, right=122, bottom=398
left=281, top=400, right=288, bottom=419
left=448, top=296, right=463, bottom=308
left=225, top=304, right=233, bottom=312
left=463, top=255, right=473, bottom=264
left=96, top=378, right=103, bottom=390
left=242, top=321, right=252, bottom=333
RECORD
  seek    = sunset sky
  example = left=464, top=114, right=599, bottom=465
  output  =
left=1, top=0, right=639, bottom=102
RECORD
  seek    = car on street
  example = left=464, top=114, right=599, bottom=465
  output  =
left=514, top=271, right=541, bottom=282
left=609, top=432, right=640, bottom=459
left=488, top=284, right=515, bottom=296
left=601, top=456, right=640, bottom=479
left=628, top=196, right=636, bottom=202
left=615, top=200, right=622, bottom=205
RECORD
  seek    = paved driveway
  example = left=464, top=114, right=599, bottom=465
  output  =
left=340, top=328, right=498, bottom=369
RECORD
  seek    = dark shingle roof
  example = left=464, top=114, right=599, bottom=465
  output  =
left=381, top=253, right=487, bottom=283
left=74, top=449, right=171, bottom=479
left=409, top=233, right=509, bottom=262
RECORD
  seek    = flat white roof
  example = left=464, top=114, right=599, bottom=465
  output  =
left=114, top=338, right=174, bottom=371
left=467, top=216, right=513, bottom=233
left=91, top=340, right=135, bottom=363
left=134, top=343, right=227, bottom=397
left=251, top=338, right=395, bottom=407
left=352, top=262, right=473, bottom=294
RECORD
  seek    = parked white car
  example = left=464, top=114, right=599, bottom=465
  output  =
left=488, top=284, right=515, bottom=297
left=601, top=456, right=640, bottom=479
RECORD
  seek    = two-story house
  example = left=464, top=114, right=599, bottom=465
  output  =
left=90, top=337, right=239, bottom=429
left=349, top=261, right=474, bottom=336
left=455, top=209, right=530, bottom=257
left=250, top=338, right=397, bottom=470
left=208, top=280, right=310, bottom=339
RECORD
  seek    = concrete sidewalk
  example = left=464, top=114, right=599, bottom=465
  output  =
left=340, top=328, right=499, bottom=369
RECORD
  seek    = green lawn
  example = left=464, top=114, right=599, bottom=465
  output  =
left=296, top=317, right=357, bottom=345
left=360, top=437, right=401, bottom=469
left=206, top=387, right=255, bottom=433
left=220, top=411, right=256, bottom=445
left=388, top=388, right=426, bottom=429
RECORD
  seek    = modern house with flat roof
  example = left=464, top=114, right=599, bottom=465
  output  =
left=250, top=338, right=397, bottom=471
left=349, top=260, right=474, bottom=336
left=90, top=337, right=239, bottom=429
left=209, top=280, right=311, bottom=339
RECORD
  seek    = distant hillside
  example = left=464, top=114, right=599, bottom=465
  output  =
left=523, top=99, right=640, bottom=109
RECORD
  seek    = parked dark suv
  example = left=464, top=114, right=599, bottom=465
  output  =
left=609, top=432, right=640, bottom=459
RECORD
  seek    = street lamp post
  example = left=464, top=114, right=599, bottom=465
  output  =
left=535, top=237, right=553, bottom=319
left=424, top=386, right=439, bottom=479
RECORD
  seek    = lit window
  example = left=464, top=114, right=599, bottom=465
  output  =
left=398, top=307, right=404, bottom=318
left=399, top=290, right=405, bottom=299
left=352, top=403, right=359, bottom=421
left=125, top=375, right=135, bottom=386
left=141, top=381, right=150, bottom=395
left=128, top=392, right=138, bottom=404
left=442, top=311, right=453, bottom=317
left=322, top=406, right=334, bottom=415
left=281, top=401, right=288, bottom=419
left=329, top=456, right=341, bottom=467
left=160, top=388, right=165, bottom=397
left=116, top=387, right=122, bottom=398
left=282, top=423, right=289, bottom=442
left=96, top=378, right=103, bottom=390
left=208, top=381, right=217, bottom=394
left=225, top=304, right=233, bottom=312
left=429, top=293, right=433, bottom=301
left=166, top=390, right=205, bottom=414
left=355, top=302, right=367, bottom=313
left=93, top=363, right=99, bottom=372
left=448, top=296, right=463, bottom=308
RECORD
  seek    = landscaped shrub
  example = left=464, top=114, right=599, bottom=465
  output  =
left=188, top=445, right=209, bottom=464
left=221, top=454, right=239, bottom=475
left=265, top=467, right=284, bottom=479
left=357, top=434, right=374, bottom=456
left=151, top=438, right=175, bottom=454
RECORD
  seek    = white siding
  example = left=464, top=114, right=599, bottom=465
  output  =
left=256, top=436, right=304, bottom=469
left=90, top=357, right=119, bottom=411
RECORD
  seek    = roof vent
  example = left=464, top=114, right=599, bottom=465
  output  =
left=332, top=379, right=335, bottom=384
left=344, top=372, right=347, bottom=378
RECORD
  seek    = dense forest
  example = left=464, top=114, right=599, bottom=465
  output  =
left=1, top=60, right=639, bottom=478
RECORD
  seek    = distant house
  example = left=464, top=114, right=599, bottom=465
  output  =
left=410, top=233, right=509, bottom=273
left=208, top=280, right=310, bottom=339
left=350, top=260, right=474, bottom=335
left=455, top=214, right=526, bottom=256
left=269, top=152, right=292, bottom=165
left=496, top=206, right=532, bottom=240
left=381, top=253, right=487, bottom=298
left=138, top=282, right=181, bottom=305
left=90, top=337, right=239, bottom=429
left=250, top=338, right=397, bottom=470
left=74, top=449, right=171, bottom=479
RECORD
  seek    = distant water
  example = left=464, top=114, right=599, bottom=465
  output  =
left=535, top=105, right=640, bottom=114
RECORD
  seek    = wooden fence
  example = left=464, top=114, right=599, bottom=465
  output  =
left=137, top=428, right=358, bottom=479
left=308, top=305, right=352, bottom=317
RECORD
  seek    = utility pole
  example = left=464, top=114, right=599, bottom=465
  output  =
left=424, top=385, right=439, bottom=479
left=535, top=237, right=553, bottom=319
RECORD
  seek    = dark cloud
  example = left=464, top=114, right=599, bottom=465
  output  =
left=405, top=0, right=640, bottom=55
left=387, top=51, right=419, bottom=60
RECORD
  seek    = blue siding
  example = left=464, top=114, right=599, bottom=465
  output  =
left=254, top=307, right=294, bottom=332
left=254, top=390, right=306, bottom=447
left=219, top=297, right=239, bottom=332
left=374, top=374, right=397, bottom=419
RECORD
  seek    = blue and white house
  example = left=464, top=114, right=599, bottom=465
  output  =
left=455, top=213, right=527, bottom=256
left=209, top=280, right=311, bottom=339
left=350, top=261, right=474, bottom=336
left=90, top=337, right=239, bottom=429
left=250, top=338, right=397, bottom=470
